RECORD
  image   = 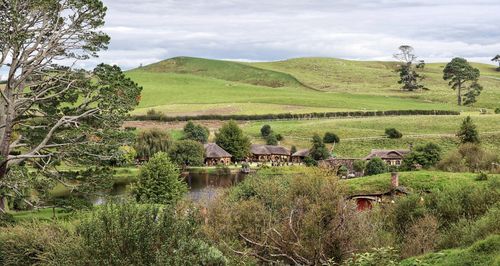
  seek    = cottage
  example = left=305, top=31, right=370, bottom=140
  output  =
left=291, top=149, right=309, bottom=163
left=364, top=149, right=410, bottom=166
left=250, top=144, right=290, bottom=163
left=204, top=143, right=232, bottom=166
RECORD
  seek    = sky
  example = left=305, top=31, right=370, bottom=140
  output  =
left=2, top=0, right=500, bottom=79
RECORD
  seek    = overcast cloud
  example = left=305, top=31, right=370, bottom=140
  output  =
left=5, top=0, right=500, bottom=77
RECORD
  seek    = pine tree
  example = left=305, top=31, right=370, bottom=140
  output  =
left=457, top=116, right=480, bottom=144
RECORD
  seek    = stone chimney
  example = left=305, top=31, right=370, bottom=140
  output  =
left=391, top=172, right=399, bottom=188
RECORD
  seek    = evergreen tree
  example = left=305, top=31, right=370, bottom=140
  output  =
left=260, top=125, right=272, bottom=137
left=457, top=116, right=480, bottom=144
left=443, top=58, right=483, bottom=106
left=215, top=121, right=251, bottom=161
left=133, top=152, right=187, bottom=205
left=183, top=121, right=209, bottom=143
left=310, top=134, right=330, bottom=161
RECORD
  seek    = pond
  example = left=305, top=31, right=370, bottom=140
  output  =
left=95, top=170, right=247, bottom=204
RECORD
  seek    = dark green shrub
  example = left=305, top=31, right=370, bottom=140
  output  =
left=385, top=128, right=403, bottom=139
left=183, top=121, right=209, bottom=143
left=495, top=108, right=500, bottom=114
left=265, top=133, right=278, bottom=145
left=402, top=143, right=442, bottom=170
left=476, top=172, right=488, bottom=181
left=323, top=132, right=340, bottom=143
left=260, top=124, right=272, bottom=137
left=168, top=140, right=205, bottom=168
left=0, top=212, right=15, bottom=227
left=365, top=157, right=387, bottom=176
left=303, top=156, right=318, bottom=166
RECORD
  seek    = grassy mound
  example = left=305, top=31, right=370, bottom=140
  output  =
left=343, top=170, right=500, bottom=195
left=401, top=234, right=500, bottom=266
left=138, top=56, right=304, bottom=88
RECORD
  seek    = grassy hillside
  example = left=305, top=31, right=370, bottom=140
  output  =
left=128, top=70, right=457, bottom=115
left=140, top=56, right=304, bottom=88
left=252, top=57, right=500, bottom=109
left=125, top=56, right=497, bottom=116
left=401, top=234, right=500, bottom=266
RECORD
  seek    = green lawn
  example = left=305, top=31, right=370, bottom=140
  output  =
left=343, top=170, right=499, bottom=195
left=10, top=208, right=72, bottom=222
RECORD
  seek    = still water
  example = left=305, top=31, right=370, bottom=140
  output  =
left=97, top=170, right=247, bottom=204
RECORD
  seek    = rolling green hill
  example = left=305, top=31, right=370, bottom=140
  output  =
left=252, top=57, right=500, bottom=108
left=127, top=56, right=500, bottom=116
left=140, top=56, right=304, bottom=88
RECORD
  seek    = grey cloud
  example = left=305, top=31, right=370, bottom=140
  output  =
left=82, top=0, right=500, bottom=69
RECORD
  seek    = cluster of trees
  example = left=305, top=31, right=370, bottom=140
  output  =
left=394, top=45, right=484, bottom=106
left=133, top=127, right=205, bottom=169
left=259, top=124, right=283, bottom=145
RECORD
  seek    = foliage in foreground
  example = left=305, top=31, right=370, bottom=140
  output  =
left=0, top=203, right=226, bottom=266
left=204, top=168, right=391, bottom=264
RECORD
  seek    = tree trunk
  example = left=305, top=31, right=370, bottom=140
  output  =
left=457, top=83, right=462, bottom=106
left=0, top=88, right=13, bottom=180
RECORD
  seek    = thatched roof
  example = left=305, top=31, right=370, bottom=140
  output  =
left=204, top=143, right=232, bottom=158
left=364, top=149, right=410, bottom=160
left=251, top=144, right=290, bottom=156
left=292, top=149, right=310, bottom=157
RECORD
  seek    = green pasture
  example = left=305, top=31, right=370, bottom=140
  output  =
left=253, top=57, right=500, bottom=109
left=239, top=114, right=500, bottom=157
left=127, top=71, right=457, bottom=115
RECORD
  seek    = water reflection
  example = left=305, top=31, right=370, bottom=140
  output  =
left=185, top=171, right=246, bottom=201
left=96, top=170, right=246, bottom=204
